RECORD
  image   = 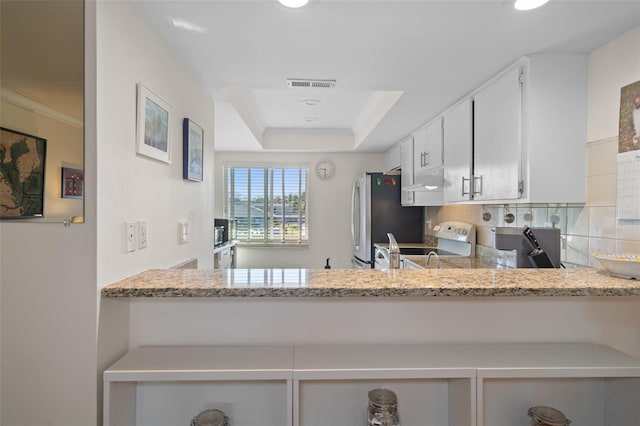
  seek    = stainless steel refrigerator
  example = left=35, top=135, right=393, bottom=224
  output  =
left=351, top=172, right=424, bottom=268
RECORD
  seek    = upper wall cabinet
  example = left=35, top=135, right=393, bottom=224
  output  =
left=473, top=66, right=522, bottom=202
left=400, top=135, right=443, bottom=207
left=443, top=54, right=588, bottom=204
left=383, top=143, right=401, bottom=174
left=400, top=137, right=416, bottom=206
left=413, top=118, right=443, bottom=176
left=443, top=98, right=473, bottom=203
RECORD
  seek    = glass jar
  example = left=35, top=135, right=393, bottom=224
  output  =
left=190, top=409, right=229, bottom=426
left=367, top=388, right=400, bottom=426
left=528, top=406, right=571, bottom=426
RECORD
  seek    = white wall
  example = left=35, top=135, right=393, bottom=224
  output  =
left=96, top=0, right=216, bottom=288
left=587, top=26, right=640, bottom=142
left=214, top=152, right=383, bottom=269
left=0, top=100, right=83, bottom=220
left=0, top=2, right=98, bottom=425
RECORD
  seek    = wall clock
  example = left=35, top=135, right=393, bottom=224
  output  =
left=315, top=159, right=336, bottom=180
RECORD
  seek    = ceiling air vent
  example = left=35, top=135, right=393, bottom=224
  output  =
left=286, top=78, right=336, bottom=89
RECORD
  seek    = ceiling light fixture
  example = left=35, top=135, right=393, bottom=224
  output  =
left=302, top=99, right=320, bottom=106
left=278, top=0, right=309, bottom=8
left=514, top=0, right=550, bottom=11
left=168, top=16, right=208, bottom=33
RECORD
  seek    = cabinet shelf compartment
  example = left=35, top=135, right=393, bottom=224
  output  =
left=292, top=344, right=476, bottom=426
left=459, top=343, right=640, bottom=426
left=103, top=346, right=294, bottom=426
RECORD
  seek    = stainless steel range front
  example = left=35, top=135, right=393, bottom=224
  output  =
left=374, top=221, right=476, bottom=269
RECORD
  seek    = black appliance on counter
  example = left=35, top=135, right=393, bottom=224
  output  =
left=351, top=172, right=424, bottom=268
left=214, top=218, right=235, bottom=246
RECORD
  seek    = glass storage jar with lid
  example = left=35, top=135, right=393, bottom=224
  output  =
left=367, top=388, right=400, bottom=426
left=190, top=409, right=229, bottom=426
left=527, top=406, right=571, bottom=426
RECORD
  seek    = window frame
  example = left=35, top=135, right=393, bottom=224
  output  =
left=223, top=162, right=310, bottom=247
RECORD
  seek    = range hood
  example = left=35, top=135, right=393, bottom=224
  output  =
left=402, top=167, right=444, bottom=191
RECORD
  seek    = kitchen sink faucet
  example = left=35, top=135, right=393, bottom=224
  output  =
left=387, top=233, right=400, bottom=269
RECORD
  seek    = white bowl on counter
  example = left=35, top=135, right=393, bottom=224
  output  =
left=592, top=252, right=640, bottom=279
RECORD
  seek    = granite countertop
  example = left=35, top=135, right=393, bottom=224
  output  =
left=101, top=267, right=640, bottom=298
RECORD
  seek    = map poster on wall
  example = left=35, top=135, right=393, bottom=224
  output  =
left=617, top=80, right=640, bottom=220
left=0, top=127, right=46, bottom=219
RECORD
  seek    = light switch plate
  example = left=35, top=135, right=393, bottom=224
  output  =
left=138, top=221, right=148, bottom=249
left=179, top=222, right=189, bottom=244
left=126, top=222, right=137, bottom=252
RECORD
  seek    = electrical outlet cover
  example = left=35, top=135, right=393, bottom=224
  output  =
left=126, top=222, right=137, bottom=252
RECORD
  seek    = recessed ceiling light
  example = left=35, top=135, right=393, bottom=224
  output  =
left=304, top=117, right=318, bottom=123
left=514, top=0, right=550, bottom=11
left=168, top=16, right=208, bottom=33
left=278, top=0, right=309, bottom=8
left=302, top=99, right=320, bottom=106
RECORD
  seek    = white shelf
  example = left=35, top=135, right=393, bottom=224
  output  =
left=104, top=345, right=294, bottom=381
left=293, top=344, right=475, bottom=380
left=461, top=343, right=640, bottom=426
left=103, top=343, right=640, bottom=426
left=457, top=343, right=640, bottom=378
left=103, top=346, right=294, bottom=426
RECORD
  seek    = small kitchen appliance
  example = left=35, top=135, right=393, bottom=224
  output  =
left=351, top=172, right=424, bottom=268
left=214, top=218, right=231, bottom=246
left=214, top=226, right=225, bottom=246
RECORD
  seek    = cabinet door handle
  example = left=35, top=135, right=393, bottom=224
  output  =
left=424, top=152, right=430, bottom=166
left=473, top=175, right=483, bottom=196
left=462, top=177, right=471, bottom=196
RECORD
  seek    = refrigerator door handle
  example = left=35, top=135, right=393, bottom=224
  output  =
left=351, top=179, right=361, bottom=250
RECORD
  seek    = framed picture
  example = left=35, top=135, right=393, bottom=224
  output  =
left=136, top=82, right=171, bottom=163
left=61, top=167, right=84, bottom=199
left=183, top=118, right=204, bottom=182
left=0, top=127, right=46, bottom=218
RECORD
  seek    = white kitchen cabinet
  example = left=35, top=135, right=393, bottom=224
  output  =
left=383, top=143, right=401, bottom=174
left=213, top=241, right=236, bottom=269
left=473, top=66, right=522, bottom=202
left=401, top=135, right=443, bottom=207
left=442, top=54, right=587, bottom=204
left=400, top=136, right=415, bottom=206
left=413, top=118, right=443, bottom=176
left=443, top=98, right=473, bottom=203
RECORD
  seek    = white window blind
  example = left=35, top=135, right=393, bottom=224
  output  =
left=224, top=165, right=308, bottom=245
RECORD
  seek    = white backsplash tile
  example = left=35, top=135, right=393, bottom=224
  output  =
left=616, top=219, right=640, bottom=242
left=616, top=239, right=640, bottom=254
left=587, top=139, right=618, bottom=176
left=567, top=205, right=589, bottom=236
left=566, top=235, right=590, bottom=265
left=589, top=206, right=617, bottom=238
left=588, top=237, right=616, bottom=266
left=587, top=173, right=617, bottom=205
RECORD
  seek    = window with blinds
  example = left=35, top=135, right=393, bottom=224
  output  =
left=224, top=165, right=309, bottom=245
